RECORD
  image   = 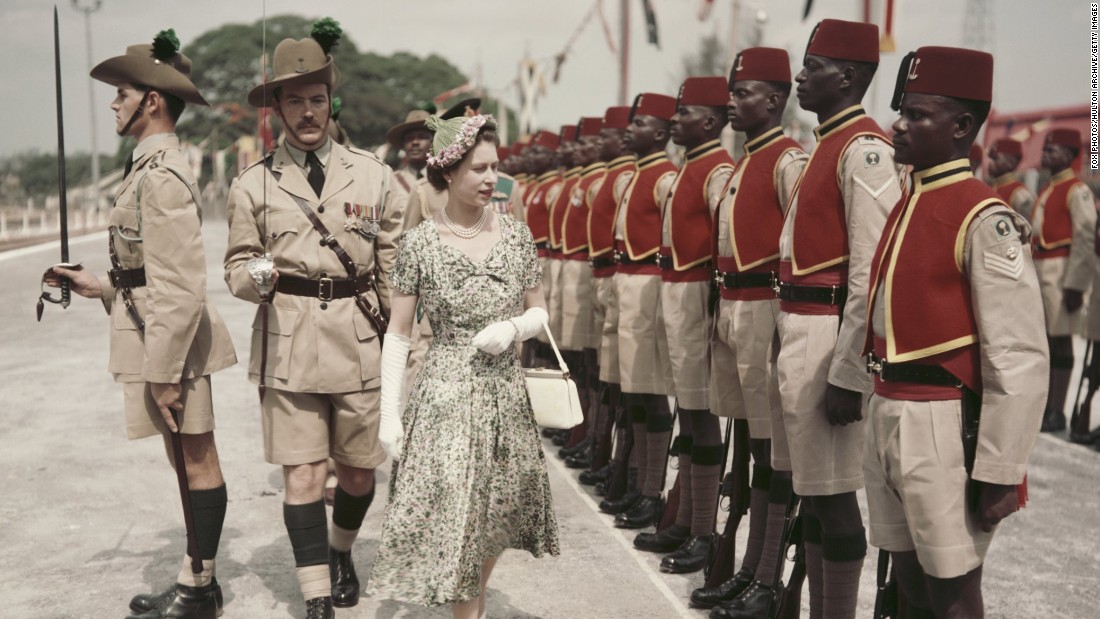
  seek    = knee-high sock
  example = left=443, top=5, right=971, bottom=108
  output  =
left=803, top=512, right=824, bottom=619
left=741, top=464, right=772, bottom=574
left=330, top=483, right=375, bottom=552
left=630, top=398, right=649, bottom=493
left=755, top=473, right=792, bottom=583
left=285, top=500, right=330, bottom=600
left=821, top=528, right=867, bottom=619
left=690, top=442, right=723, bottom=537
left=642, top=401, right=674, bottom=496
left=176, top=484, right=227, bottom=587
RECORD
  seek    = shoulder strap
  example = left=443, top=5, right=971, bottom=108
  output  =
left=265, top=157, right=358, bottom=279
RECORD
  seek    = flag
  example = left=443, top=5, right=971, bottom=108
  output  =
left=640, top=0, right=660, bottom=48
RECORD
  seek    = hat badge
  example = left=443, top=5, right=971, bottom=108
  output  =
left=296, top=57, right=308, bottom=73
left=906, top=57, right=921, bottom=81
left=734, top=55, right=744, bottom=72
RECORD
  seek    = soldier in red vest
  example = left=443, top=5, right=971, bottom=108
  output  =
left=631, top=76, right=735, bottom=574
left=700, top=48, right=808, bottom=617
left=603, top=93, right=678, bottom=526
left=864, top=45, right=1047, bottom=617
left=559, top=117, right=608, bottom=467
left=776, top=19, right=902, bottom=618
left=583, top=106, right=637, bottom=487
left=1033, top=128, right=1096, bottom=433
left=522, top=130, right=563, bottom=369
left=987, top=138, right=1036, bottom=220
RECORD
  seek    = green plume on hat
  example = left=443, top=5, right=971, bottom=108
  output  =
left=311, top=17, right=343, bottom=56
left=331, top=96, right=343, bottom=120
left=422, top=101, right=438, bottom=115
left=151, top=29, right=180, bottom=61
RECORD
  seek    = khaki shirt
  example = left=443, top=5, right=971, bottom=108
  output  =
left=402, top=177, right=449, bottom=232
left=98, top=133, right=237, bottom=384
left=224, top=140, right=402, bottom=393
left=872, top=206, right=1047, bottom=485
left=780, top=135, right=903, bottom=394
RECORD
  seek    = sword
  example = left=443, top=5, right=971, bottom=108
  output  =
left=169, top=409, right=204, bottom=575
left=37, top=5, right=81, bottom=321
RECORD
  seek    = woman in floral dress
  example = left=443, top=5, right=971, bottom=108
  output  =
left=369, top=114, right=559, bottom=618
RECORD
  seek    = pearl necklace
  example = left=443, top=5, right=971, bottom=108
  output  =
left=441, top=206, right=489, bottom=239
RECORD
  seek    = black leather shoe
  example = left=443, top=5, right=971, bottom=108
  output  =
left=305, top=596, right=334, bottom=619
left=130, top=580, right=223, bottom=615
left=709, top=580, right=777, bottom=619
left=1040, top=409, right=1066, bottom=432
left=579, top=463, right=612, bottom=486
left=541, top=427, right=559, bottom=438
left=614, top=495, right=662, bottom=529
left=634, top=523, right=691, bottom=553
left=565, top=450, right=592, bottom=469
left=329, top=548, right=359, bottom=608
left=558, top=437, right=591, bottom=458
left=660, top=535, right=713, bottom=574
left=552, top=431, right=570, bottom=446
left=126, top=583, right=219, bottom=619
left=599, top=489, right=640, bottom=514
left=1070, top=425, right=1100, bottom=444
left=690, top=567, right=756, bottom=609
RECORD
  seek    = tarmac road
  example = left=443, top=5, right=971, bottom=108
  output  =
left=1, top=221, right=1098, bottom=618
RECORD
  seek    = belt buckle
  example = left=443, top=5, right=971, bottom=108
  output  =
left=830, top=284, right=839, bottom=305
left=318, top=277, right=334, bottom=302
left=714, top=270, right=724, bottom=288
left=866, top=354, right=884, bottom=377
left=108, top=269, right=120, bottom=288
left=612, top=250, right=622, bottom=265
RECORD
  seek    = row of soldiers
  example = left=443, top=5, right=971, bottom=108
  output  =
left=396, top=16, right=1072, bottom=619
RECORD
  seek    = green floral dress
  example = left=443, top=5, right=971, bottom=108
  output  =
left=368, top=215, right=560, bottom=607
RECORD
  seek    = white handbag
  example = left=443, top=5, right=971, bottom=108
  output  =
left=524, top=322, right=583, bottom=430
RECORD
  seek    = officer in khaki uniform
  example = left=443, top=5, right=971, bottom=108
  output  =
left=223, top=32, right=401, bottom=619
left=700, top=48, right=808, bottom=617
left=607, top=93, right=679, bottom=527
left=48, top=31, right=237, bottom=619
left=1031, top=128, right=1096, bottom=433
left=987, top=138, right=1036, bottom=220
left=775, top=19, right=902, bottom=618
left=864, top=46, right=1047, bottom=617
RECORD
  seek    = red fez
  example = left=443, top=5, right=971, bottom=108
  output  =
left=603, top=106, right=632, bottom=129
left=991, top=138, right=1023, bottom=159
left=579, top=117, right=604, bottom=137
left=560, top=124, right=578, bottom=143
left=630, top=92, right=676, bottom=120
left=1046, top=128, right=1081, bottom=150
left=532, top=130, right=559, bottom=150
left=730, top=47, right=791, bottom=84
left=497, top=146, right=510, bottom=161
left=806, top=19, right=879, bottom=64
left=678, top=76, right=729, bottom=107
left=893, top=46, right=993, bottom=112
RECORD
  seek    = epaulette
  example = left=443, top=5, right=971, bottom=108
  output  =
left=345, top=145, right=384, bottom=165
left=241, top=149, right=276, bottom=174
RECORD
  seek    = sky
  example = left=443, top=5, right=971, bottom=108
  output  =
left=0, top=0, right=1088, bottom=159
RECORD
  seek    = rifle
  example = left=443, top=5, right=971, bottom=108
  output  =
left=655, top=405, right=680, bottom=531
left=602, top=400, right=633, bottom=501
left=769, top=492, right=804, bottom=619
left=703, top=418, right=750, bottom=588
left=873, top=548, right=899, bottom=618
left=37, top=6, right=82, bottom=321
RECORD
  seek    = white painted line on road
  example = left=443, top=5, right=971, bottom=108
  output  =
left=544, top=445, right=696, bottom=619
left=0, top=230, right=108, bottom=263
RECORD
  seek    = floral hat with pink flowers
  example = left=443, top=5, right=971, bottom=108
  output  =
left=425, top=114, right=497, bottom=168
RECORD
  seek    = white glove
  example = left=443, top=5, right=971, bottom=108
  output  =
left=379, top=333, right=411, bottom=461
left=471, top=307, right=548, bottom=355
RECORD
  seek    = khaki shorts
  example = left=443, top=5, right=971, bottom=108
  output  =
left=124, top=375, right=215, bottom=440
left=711, top=298, right=779, bottom=439
left=864, top=395, right=994, bottom=579
left=559, top=260, right=594, bottom=351
left=1036, top=257, right=1084, bottom=337
left=547, top=258, right=564, bottom=341
left=615, top=272, right=672, bottom=395
left=594, top=276, right=620, bottom=383
left=775, top=311, right=865, bottom=495
left=261, top=387, right=386, bottom=469
left=660, top=280, right=711, bottom=410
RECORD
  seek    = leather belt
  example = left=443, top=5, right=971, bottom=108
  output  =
left=866, top=352, right=962, bottom=387
left=714, top=270, right=775, bottom=290
left=589, top=254, right=616, bottom=269
left=613, top=249, right=659, bottom=266
left=108, top=267, right=146, bottom=289
left=276, top=273, right=373, bottom=301
left=535, top=241, right=548, bottom=251
left=657, top=254, right=673, bottom=270
left=776, top=282, right=848, bottom=306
